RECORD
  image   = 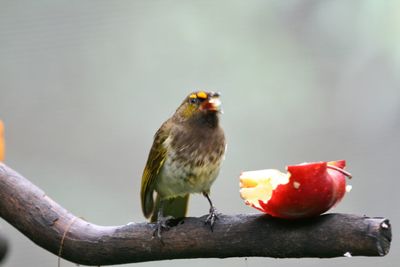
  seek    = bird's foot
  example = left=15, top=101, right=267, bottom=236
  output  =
left=152, top=215, right=173, bottom=242
left=204, top=206, right=219, bottom=231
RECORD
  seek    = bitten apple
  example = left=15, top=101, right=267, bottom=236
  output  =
left=240, top=160, right=352, bottom=219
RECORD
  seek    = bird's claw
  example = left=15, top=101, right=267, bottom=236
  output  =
left=204, top=206, right=219, bottom=231
left=152, top=216, right=173, bottom=243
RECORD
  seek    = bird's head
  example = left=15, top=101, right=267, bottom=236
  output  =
left=174, top=91, right=222, bottom=126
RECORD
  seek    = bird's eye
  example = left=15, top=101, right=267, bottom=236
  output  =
left=189, top=97, right=198, bottom=104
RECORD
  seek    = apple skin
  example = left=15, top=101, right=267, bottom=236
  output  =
left=254, top=160, right=347, bottom=219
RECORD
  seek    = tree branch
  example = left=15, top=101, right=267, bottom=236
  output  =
left=0, top=163, right=392, bottom=266
left=0, top=229, right=8, bottom=263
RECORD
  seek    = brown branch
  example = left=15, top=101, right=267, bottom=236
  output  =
left=0, top=229, right=8, bottom=263
left=0, top=163, right=392, bottom=266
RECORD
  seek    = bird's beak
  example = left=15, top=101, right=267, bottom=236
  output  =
left=201, top=95, right=222, bottom=113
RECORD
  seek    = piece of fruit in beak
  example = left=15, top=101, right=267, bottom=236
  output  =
left=201, top=95, right=222, bottom=112
left=239, top=160, right=351, bottom=219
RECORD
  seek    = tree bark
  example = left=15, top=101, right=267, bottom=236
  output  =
left=0, top=230, right=8, bottom=263
left=0, top=163, right=392, bottom=266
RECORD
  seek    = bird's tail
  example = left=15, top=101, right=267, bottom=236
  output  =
left=150, top=194, right=189, bottom=222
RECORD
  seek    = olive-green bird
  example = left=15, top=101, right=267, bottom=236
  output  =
left=140, top=91, right=226, bottom=238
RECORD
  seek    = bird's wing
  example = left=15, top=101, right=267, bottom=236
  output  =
left=140, top=121, right=171, bottom=218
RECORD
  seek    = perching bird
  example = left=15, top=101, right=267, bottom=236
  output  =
left=140, top=91, right=226, bottom=238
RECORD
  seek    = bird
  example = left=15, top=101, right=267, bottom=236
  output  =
left=140, top=91, right=226, bottom=238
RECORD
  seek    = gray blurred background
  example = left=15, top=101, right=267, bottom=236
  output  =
left=0, top=0, right=399, bottom=266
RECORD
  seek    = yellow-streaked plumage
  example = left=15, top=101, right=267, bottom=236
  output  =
left=140, top=91, right=225, bottom=237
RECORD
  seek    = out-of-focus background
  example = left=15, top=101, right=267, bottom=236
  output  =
left=0, top=1, right=399, bottom=266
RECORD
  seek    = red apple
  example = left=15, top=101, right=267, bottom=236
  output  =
left=239, top=160, right=352, bottom=219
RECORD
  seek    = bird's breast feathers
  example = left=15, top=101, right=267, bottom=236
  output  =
left=155, top=132, right=225, bottom=199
